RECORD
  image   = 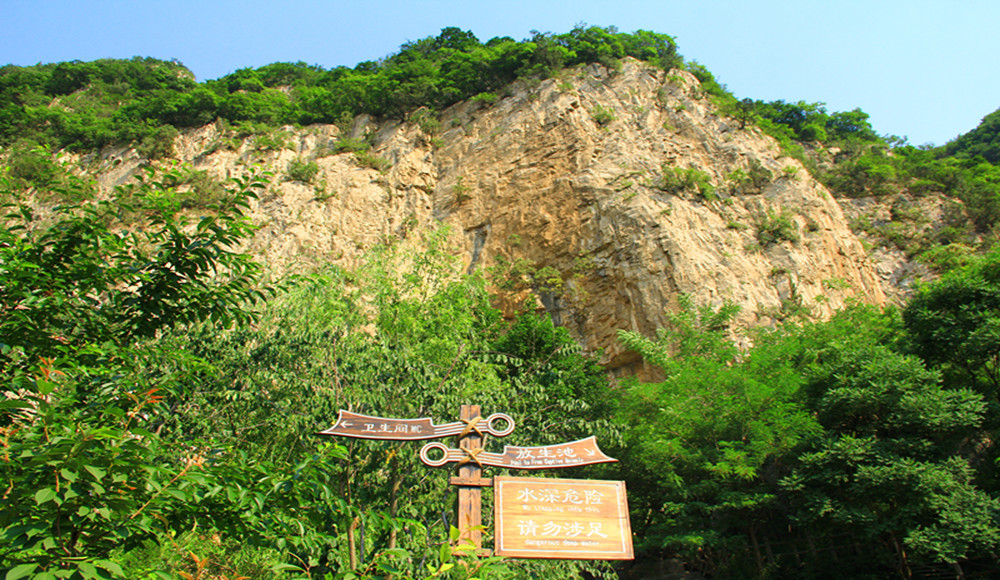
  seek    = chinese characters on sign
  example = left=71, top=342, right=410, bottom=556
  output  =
left=494, top=477, right=634, bottom=560
left=500, top=437, right=615, bottom=468
left=318, top=409, right=515, bottom=441
left=418, top=436, right=616, bottom=469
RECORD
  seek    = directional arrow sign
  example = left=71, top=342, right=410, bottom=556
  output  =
left=318, top=409, right=515, bottom=441
left=419, top=436, right=617, bottom=469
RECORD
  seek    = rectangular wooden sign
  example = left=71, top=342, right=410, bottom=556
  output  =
left=493, top=476, right=634, bottom=560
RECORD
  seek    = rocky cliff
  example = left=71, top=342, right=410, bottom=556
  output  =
left=79, top=59, right=887, bottom=372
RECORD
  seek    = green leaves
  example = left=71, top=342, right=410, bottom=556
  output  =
left=128, top=227, right=617, bottom=579
left=904, top=248, right=1000, bottom=397
left=0, top=162, right=272, bottom=577
left=2, top=27, right=687, bottom=155
left=32, top=488, right=57, bottom=505
left=0, top=164, right=267, bottom=378
left=5, top=564, right=38, bottom=580
left=616, top=298, right=819, bottom=558
left=619, top=300, right=1000, bottom=572
left=83, top=465, right=106, bottom=481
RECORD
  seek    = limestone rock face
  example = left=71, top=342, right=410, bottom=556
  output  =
left=81, top=59, right=887, bottom=372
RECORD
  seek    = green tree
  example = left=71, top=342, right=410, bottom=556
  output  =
left=944, top=106, right=1000, bottom=164
left=904, top=248, right=1000, bottom=400
left=0, top=166, right=271, bottom=577
left=615, top=297, right=818, bottom=570
left=617, top=302, right=999, bottom=576
left=781, top=339, right=996, bottom=572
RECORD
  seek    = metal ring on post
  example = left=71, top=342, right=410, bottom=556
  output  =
left=484, top=413, right=515, bottom=437
left=419, top=442, right=450, bottom=467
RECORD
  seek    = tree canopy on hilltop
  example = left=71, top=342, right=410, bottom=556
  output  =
left=0, top=26, right=680, bottom=152
left=943, top=107, right=1000, bottom=164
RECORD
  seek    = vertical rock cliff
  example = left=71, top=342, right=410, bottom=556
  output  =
left=82, top=59, right=886, bottom=372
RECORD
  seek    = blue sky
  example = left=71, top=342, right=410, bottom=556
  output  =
left=2, top=0, right=997, bottom=146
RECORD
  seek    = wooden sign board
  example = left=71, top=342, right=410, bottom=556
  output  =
left=494, top=476, right=634, bottom=560
left=320, top=410, right=437, bottom=440
left=494, top=436, right=616, bottom=469
left=420, top=436, right=616, bottom=469
left=318, top=410, right=515, bottom=441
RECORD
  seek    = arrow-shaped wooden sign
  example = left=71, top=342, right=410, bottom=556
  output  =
left=318, top=409, right=515, bottom=441
left=419, top=436, right=617, bottom=469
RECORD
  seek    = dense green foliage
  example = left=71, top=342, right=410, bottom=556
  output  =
left=617, top=295, right=1000, bottom=577
left=684, top=72, right=999, bottom=258
left=0, top=26, right=679, bottom=154
left=944, top=107, right=1000, bottom=164
left=751, top=100, right=880, bottom=145
left=0, top=58, right=197, bottom=154
left=730, top=98, right=1000, bottom=257
left=0, top=166, right=272, bottom=578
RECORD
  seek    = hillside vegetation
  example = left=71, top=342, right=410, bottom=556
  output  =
left=0, top=27, right=679, bottom=152
left=3, top=25, right=1000, bottom=580
left=3, top=26, right=997, bottom=266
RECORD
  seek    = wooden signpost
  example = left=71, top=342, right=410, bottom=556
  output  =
left=319, top=404, right=633, bottom=561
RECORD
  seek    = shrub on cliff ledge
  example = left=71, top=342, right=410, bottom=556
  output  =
left=285, top=157, right=320, bottom=184
left=654, top=164, right=716, bottom=200
left=756, top=210, right=800, bottom=246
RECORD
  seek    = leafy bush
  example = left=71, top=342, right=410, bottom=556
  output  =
left=250, top=128, right=289, bottom=152
left=0, top=165, right=270, bottom=578
left=330, top=136, right=372, bottom=154
left=408, top=107, right=441, bottom=134
left=469, top=92, right=498, bottom=105
left=136, top=124, right=179, bottom=159
left=756, top=210, right=800, bottom=246
left=915, top=243, right=977, bottom=272
left=354, top=150, right=391, bottom=171
left=114, top=531, right=285, bottom=579
left=799, top=122, right=828, bottom=142
left=452, top=175, right=471, bottom=202
left=654, top=164, right=716, bottom=199
left=684, top=60, right=730, bottom=100
left=170, top=167, right=229, bottom=209
left=590, top=104, right=617, bottom=126
left=1, top=145, right=89, bottom=201
left=824, top=147, right=899, bottom=197
left=726, top=159, right=773, bottom=195
left=285, top=157, right=320, bottom=183
left=111, top=165, right=232, bottom=216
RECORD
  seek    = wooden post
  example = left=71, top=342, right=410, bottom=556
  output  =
left=456, top=404, right=483, bottom=549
